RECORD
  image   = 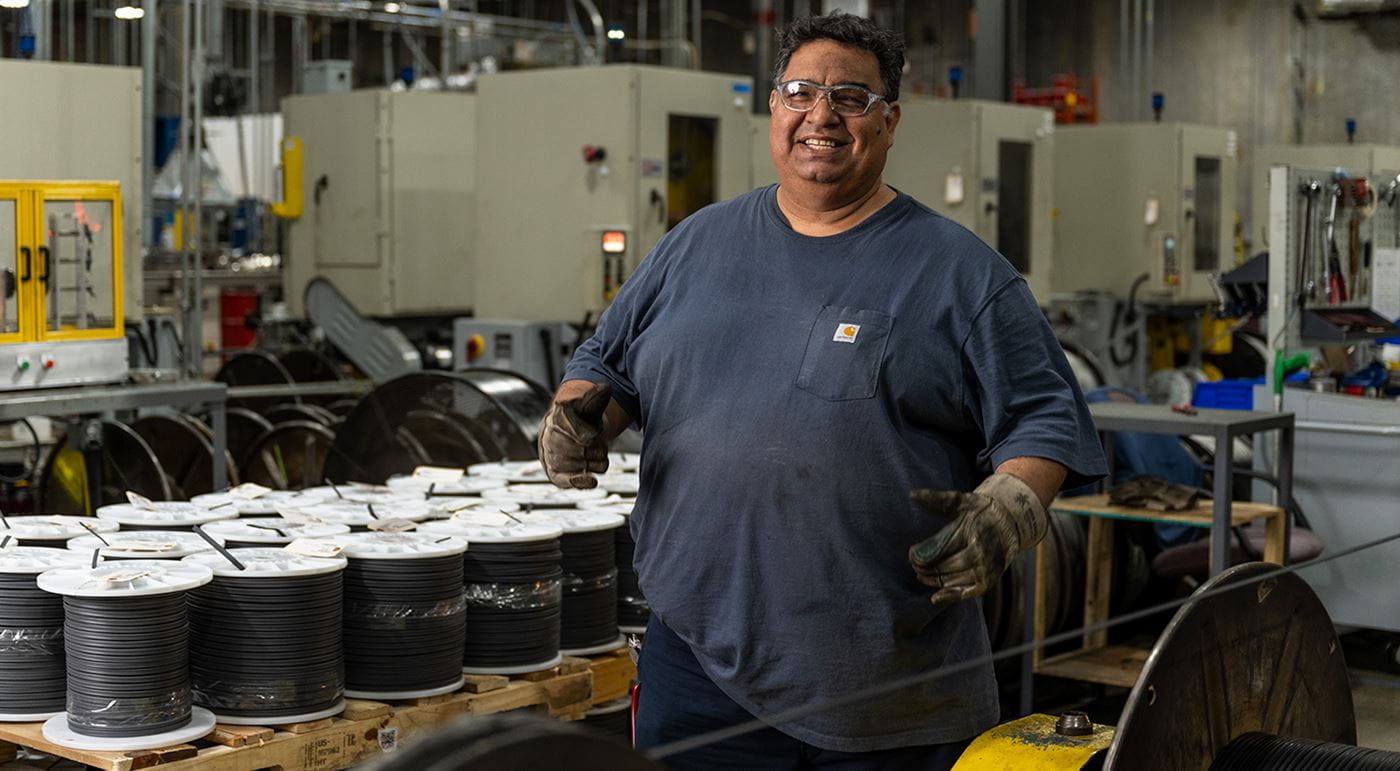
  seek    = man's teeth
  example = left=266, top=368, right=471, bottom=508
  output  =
left=803, top=138, right=839, bottom=148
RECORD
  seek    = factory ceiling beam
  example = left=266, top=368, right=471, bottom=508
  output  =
left=220, top=0, right=575, bottom=40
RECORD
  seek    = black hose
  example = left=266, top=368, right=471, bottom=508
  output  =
left=1211, top=732, right=1400, bottom=770
left=343, top=554, right=465, bottom=694
left=615, top=525, right=650, bottom=630
left=188, top=567, right=345, bottom=719
left=62, top=593, right=193, bottom=737
left=461, top=539, right=563, bottom=670
left=559, top=530, right=619, bottom=650
left=0, top=572, right=67, bottom=715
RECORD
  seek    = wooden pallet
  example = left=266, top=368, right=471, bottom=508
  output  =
left=0, top=655, right=609, bottom=771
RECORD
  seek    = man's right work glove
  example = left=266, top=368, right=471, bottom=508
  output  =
left=908, top=473, right=1049, bottom=607
left=538, top=381, right=612, bottom=489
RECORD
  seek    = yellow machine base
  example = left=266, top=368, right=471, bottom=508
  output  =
left=952, top=714, right=1115, bottom=771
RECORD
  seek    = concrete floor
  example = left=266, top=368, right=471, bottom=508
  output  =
left=1354, top=670, right=1400, bottom=752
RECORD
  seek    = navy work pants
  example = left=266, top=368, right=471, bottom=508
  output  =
left=633, top=616, right=972, bottom=770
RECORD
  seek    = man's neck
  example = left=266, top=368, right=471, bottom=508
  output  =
left=775, top=181, right=897, bottom=237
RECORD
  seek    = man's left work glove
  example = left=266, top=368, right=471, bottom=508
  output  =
left=908, top=473, right=1049, bottom=607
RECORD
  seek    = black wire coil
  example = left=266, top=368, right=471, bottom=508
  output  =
left=0, top=573, right=67, bottom=715
left=461, top=539, right=563, bottom=669
left=343, top=554, right=466, bottom=694
left=187, top=570, right=345, bottom=719
left=614, top=525, right=650, bottom=630
left=62, top=593, right=193, bottom=737
left=581, top=699, right=632, bottom=743
left=559, top=530, right=619, bottom=650
left=1211, top=732, right=1400, bottom=770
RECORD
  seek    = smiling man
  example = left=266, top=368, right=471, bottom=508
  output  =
left=538, top=12, right=1105, bottom=770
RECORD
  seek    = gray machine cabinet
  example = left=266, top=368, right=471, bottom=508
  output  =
left=1251, top=144, right=1400, bottom=250
left=885, top=100, right=1055, bottom=302
left=747, top=100, right=1054, bottom=301
left=0, top=60, right=144, bottom=321
left=283, top=90, right=476, bottom=317
left=474, top=66, right=754, bottom=322
left=752, top=114, right=775, bottom=188
left=1053, top=123, right=1237, bottom=304
left=453, top=319, right=576, bottom=388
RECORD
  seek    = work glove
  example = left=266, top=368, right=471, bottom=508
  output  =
left=908, top=473, right=1049, bottom=606
left=538, top=382, right=612, bottom=489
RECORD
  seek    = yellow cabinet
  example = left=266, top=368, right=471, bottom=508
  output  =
left=0, top=180, right=127, bottom=389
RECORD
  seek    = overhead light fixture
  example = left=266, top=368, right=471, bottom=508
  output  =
left=0, top=0, right=31, bottom=9
left=114, top=4, right=144, bottom=18
left=606, top=26, right=626, bottom=40
left=384, top=1, right=401, bottom=11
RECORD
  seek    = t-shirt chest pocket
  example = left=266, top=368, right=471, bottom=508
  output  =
left=795, top=306, right=894, bottom=401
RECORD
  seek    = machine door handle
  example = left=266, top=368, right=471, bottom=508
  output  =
left=38, top=246, right=49, bottom=286
left=19, top=246, right=30, bottom=281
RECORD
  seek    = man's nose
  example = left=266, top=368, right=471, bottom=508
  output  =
left=804, top=96, right=842, bottom=127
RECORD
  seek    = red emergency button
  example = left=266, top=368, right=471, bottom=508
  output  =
left=583, top=145, right=607, bottom=163
left=465, top=335, right=485, bottom=363
left=41, top=354, right=54, bottom=370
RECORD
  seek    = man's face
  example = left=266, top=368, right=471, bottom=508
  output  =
left=769, top=39, right=899, bottom=196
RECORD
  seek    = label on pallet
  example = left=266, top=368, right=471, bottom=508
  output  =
left=285, top=538, right=345, bottom=558
left=126, top=491, right=158, bottom=510
left=377, top=726, right=399, bottom=753
left=229, top=483, right=272, bottom=500
left=413, top=466, right=465, bottom=483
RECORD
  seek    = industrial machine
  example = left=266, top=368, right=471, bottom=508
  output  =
left=0, top=60, right=143, bottom=326
left=885, top=100, right=1056, bottom=301
left=0, top=181, right=128, bottom=388
left=454, top=319, right=577, bottom=389
left=473, top=65, right=754, bottom=322
left=1251, top=143, right=1400, bottom=252
left=749, top=100, right=1056, bottom=301
left=1053, top=122, right=1238, bottom=303
left=283, top=90, right=477, bottom=318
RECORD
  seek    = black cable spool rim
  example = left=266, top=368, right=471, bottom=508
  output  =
left=1211, top=732, right=1400, bottom=770
left=581, top=697, right=633, bottom=744
left=239, top=421, right=338, bottom=491
left=337, top=535, right=468, bottom=695
left=0, top=549, right=89, bottom=716
left=183, top=549, right=348, bottom=720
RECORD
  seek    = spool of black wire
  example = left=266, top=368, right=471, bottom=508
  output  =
left=336, top=533, right=469, bottom=699
left=66, top=531, right=215, bottom=560
left=94, top=502, right=238, bottom=532
left=581, top=501, right=648, bottom=634
left=420, top=519, right=565, bottom=674
left=200, top=518, right=351, bottom=549
left=0, top=517, right=118, bottom=548
left=581, top=697, right=633, bottom=744
left=36, top=561, right=218, bottom=751
left=517, top=511, right=625, bottom=655
left=0, top=547, right=89, bottom=720
left=183, top=549, right=348, bottom=724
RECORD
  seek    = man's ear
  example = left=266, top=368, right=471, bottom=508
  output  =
left=884, top=101, right=901, bottom=145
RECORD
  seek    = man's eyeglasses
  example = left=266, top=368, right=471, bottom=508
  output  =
left=774, top=79, right=888, bottom=117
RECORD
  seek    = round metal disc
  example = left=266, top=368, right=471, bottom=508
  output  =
left=224, top=408, right=274, bottom=467
left=278, top=349, right=343, bottom=384
left=324, top=373, right=534, bottom=484
left=39, top=420, right=172, bottom=515
left=263, top=404, right=337, bottom=427
left=1105, top=562, right=1356, bottom=770
left=239, top=421, right=337, bottom=490
left=457, top=369, right=551, bottom=458
left=216, top=352, right=298, bottom=411
left=130, top=414, right=236, bottom=499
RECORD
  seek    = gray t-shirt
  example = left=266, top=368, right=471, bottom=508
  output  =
left=564, top=185, right=1105, bottom=752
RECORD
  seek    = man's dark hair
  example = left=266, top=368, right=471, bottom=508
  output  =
left=772, top=13, right=905, bottom=102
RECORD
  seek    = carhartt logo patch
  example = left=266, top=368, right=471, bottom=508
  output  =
left=833, top=323, right=861, bottom=343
